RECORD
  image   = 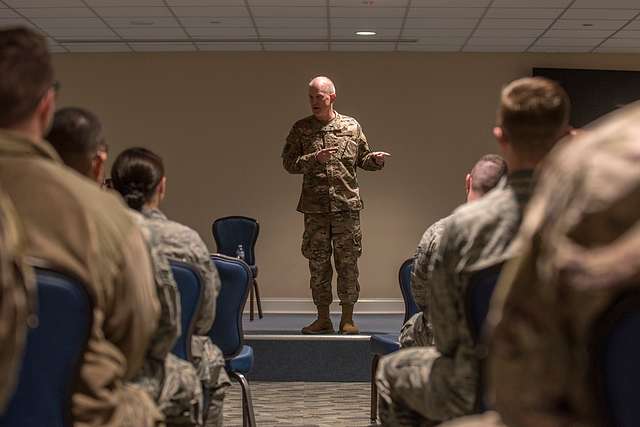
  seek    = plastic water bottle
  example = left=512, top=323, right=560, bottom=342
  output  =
left=236, top=244, right=245, bottom=261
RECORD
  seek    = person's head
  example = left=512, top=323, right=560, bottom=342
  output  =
left=0, top=27, right=56, bottom=139
left=111, top=147, right=166, bottom=211
left=308, top=76, right=336, bottom=122
left=47, top=107, right=108, bottom=183
left=465, top=154, right=508, bottom=202
left=493, top=77, right=571, bottom=171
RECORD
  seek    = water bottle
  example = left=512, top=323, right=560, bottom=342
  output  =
left=236, top=244, right=245, bottom=261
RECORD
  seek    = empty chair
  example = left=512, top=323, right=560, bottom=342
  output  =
left=594, top=292, right=640, bottom=427
left=0, top=266, right=92, bottom=427
left=170, top=260, right=204, bottom=361
left=369, top=258, right=417, bottom=423
left=212, top=216, right=262, bottom=321
left=209, top=254, right=256, bottom=427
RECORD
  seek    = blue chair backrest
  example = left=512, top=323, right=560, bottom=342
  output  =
left=399, top=258, right=419, bottom=323
left=0, top=266, right=92, bottom=427
left=170, top=260, right=204, bottom=361
left=595, top=292, right=640, bottom=427
left=208, top=254, right=252, bottom=359
left=212, top=216, right=259, bottom=267
left=466, top=264, right=503, bottom=343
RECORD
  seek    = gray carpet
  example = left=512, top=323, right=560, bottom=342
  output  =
left=222, top=381, right=378, bottom=427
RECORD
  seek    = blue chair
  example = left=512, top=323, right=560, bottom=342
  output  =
left=369, top=258, right=416, bottom=423
left=0, top=266, right=92, bottom=427
left=465, top=263, right=503, bottom=413
left=170, top=260, right=204, bottom=361
left=209, top=254, right=256, bottom=427
left=594, top=292, right=640, bottom=427
left=212, top=216, right=262, bottom=321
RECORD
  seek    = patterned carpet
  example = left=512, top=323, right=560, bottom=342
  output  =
left=222, top=381, right=377, bottom=427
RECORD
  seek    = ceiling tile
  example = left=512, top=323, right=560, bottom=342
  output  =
left=167, top=0, right=244, bottom=4
left=31, top=17, right=107, bottom=28
left=409, top=7, right=485, bottom=18
left=330, top=17, right=403, bottom=28
left=4, top=0, right=83, bottom=6
left=411, top=0, right=490, bottom=6
left=596, top=46, right=640, bottom=52
left=600, top=37, right=640, bottom=46
left=402, top=28, right=472, bottom=37
left=331, top=7, right=405, bottom=18
left=0, top=17, right=36, bottom=27
left=0, top=3, right=7, bottom=8
left=331, top=27, right=400, bottom=38
left=115, top=27, right=189, bottom=39
left=63, top=42, right=131, bottom=52
left=478, top=18, right=553, bottom=29
left=615, top=30, right=640, bottom=38
left=263, top=42, right=327, bottom=51
left=93, top=7, right=173, bottom=17
left=397, top=43, right=461, bottom=51
left=259, top=28, right=328, bottom=38
left=551, top=19, right=627, bottom=30
left=46, top=27, right=118, bottom=39
left=467, top=37, right=534, bottom=46
left=17, top=7, right=96, bottom=18
left=404, top=17, right=478, bottom=28
left=131, top=42, right=196, bottom=51
left=561, top=8, right=639, bottom=20
left=544, top=29, right=615, bottom=37
left=572, top=0, right=640, bottom=8
left=178, top=16, right=252, bottom=26
left=536, top=37, right=604, bottom=46
left=105, top=17, right=181, bottom=28
left=251, top=6, right=326, bottom=17
left=492, top=0, right=571, bottom=6
left=626, top=20, right=640, bottom=30
left=256, top=17, right=327, bottom=28
left=171, top=6, right=248, bottom=17
left=331, top=42, right=396, bottom=50
left=196, top=41, right=261, bottom=50
left=252, top=0, right=324, bottom=5
left=463, top=45, right=525, bottom=52
left=486, top=8, right=563, bottom=19
left=85, top=0, right=165, bottom=6
left=331, top=0, right=408, bottom=5
left=0, top=8, right=16, bottom=17
left=186, top=26, right=256, bottom=38
left=410, top=36, right=467, bottom=45
left=473, top=28, right=543, bottom=37
left=50, top=46, right=68, bottom=53
left=529, top=45, right=593, bottom=52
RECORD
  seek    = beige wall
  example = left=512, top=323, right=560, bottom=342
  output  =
left=51, top=52, right=640, bottom=301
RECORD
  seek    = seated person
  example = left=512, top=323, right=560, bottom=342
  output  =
left=47, top=107, right=204, bottom=426
left=377, top=77, right=572, bottom=426
left=111, top=147, right=230, bottom=426
left=401, top=154, right=507, bottom=348
left=0, top=27, right=162, bottom=427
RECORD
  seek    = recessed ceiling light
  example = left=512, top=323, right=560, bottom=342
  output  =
left=130, top=20, right=154, bottom=26
left=209, top=20, right=222, bottom=24
left=355, top=31, right=376, bottom=36
left=582, top=23, right=594, bottom=27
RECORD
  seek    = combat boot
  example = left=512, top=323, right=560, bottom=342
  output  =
left=339, top=304, right=359, bottom=335
left=301, top=305, right=334, bottom=334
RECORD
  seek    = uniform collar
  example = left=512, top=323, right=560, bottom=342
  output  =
left=0, top=129, right=63, bottom=164
left=311, top=111, right=342, bottom=131
left=507, top=169, right=536, bottom=202
left=142, top=207, right=168, bottom=221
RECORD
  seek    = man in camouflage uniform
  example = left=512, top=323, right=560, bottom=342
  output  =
left=282, top=76, right=390, bottom=334
left=47, top=108, right=203, bottom=426
left=376, top=77, right=572, bottom=426
left=0, top=186, right=34, bottom=411
left=400, top=154, right=507, bottom=348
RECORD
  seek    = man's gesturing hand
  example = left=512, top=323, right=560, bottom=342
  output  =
left=371, top=151, right=391, bottom=165
left=315, top=147, right=338, bottom=164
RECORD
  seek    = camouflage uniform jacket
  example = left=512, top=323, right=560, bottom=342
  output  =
left=0, top=186, right=35, bottom=411
left=426, top=171, right=534, bottom=421
left=282, top=112, right=384, bottom=213
left=142, top=208, right=219, bottom=335
left=486, top=107, right=640, bottom=427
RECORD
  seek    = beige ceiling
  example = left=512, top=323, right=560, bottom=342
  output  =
left=2, top=0, right=640, bottom=53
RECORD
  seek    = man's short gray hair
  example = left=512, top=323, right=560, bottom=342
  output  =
left=309, top=76, right=336, bottom=95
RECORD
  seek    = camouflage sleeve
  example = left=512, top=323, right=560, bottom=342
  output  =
left=282, top=125, right=317, bottom=174
left=411, top=220, right=446, bottom=311
left=356, top=125, right=383, bottom=171
left=191, top=235, right=220, bottom=335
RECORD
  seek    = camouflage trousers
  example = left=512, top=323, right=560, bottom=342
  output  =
left=376, top=347, right=442, bottom=427
left=133, top=354, right=203, bottom=427
left=399, top=312, right=434, bottom=348
left=120, top=383, right=166, bottom=427
left=192, top=336, right=231, bottom=427
left=301, top=211, right=362, bottom=306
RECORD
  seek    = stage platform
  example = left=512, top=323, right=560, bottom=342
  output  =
left=241, top=313, right=403, bottom=382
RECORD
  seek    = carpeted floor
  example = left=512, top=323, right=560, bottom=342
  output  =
left=221, top=381, right=378, bottom=427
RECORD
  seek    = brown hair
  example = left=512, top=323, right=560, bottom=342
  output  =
left=0, top=27, right=54, bottom=128
left=498, top=77, right=570, bottom=157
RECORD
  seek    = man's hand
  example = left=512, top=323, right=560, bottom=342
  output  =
left=315, top=147, right=338, bottom=164
left=371, top=151, right=391, bottom=165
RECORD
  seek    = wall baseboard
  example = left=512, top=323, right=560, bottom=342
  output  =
left=243, top=298, right=404, bottom=315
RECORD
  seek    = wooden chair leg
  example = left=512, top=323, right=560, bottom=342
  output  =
left=371, top=354, right=380, bottom=423
left=253, top=279, right=263, bottom=319
left=249, top=285, right=255, bottom=321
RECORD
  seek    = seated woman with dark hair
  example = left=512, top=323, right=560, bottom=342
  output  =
left=111, top=147, right=230, bottom=427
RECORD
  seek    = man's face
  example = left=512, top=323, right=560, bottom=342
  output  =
left=308, top=86, right=334, bottom=119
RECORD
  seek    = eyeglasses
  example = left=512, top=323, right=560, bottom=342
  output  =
left=52, top=80, right=61, bottom=94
